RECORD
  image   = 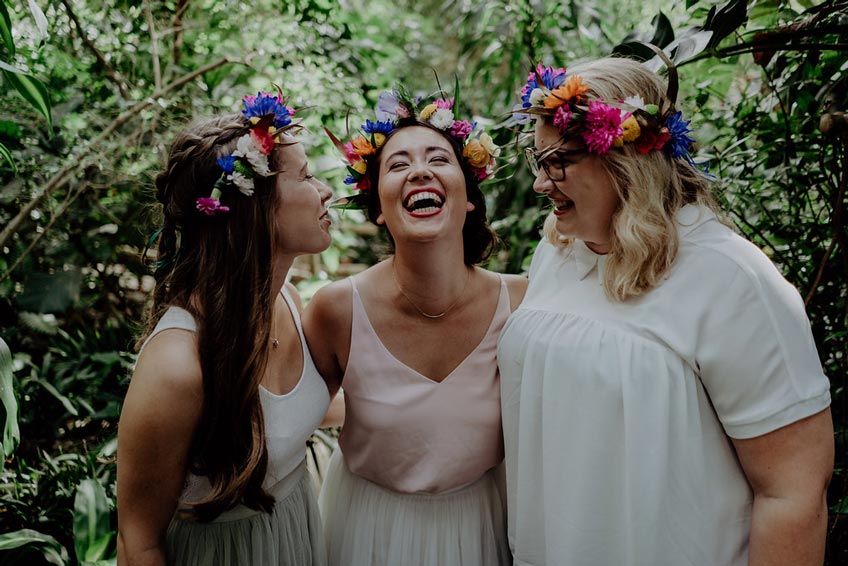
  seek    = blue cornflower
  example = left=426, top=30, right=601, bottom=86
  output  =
left=362, top=119, right=395, bottom=136
left=217, top=155, right=236, bottom=173
left=521, top=65, right=566, bottom=105
left=666, top=111, right=696, bottom=159
left=242, top=92, right=292, bottom=129
left=343, top=174, right=357, bottom=185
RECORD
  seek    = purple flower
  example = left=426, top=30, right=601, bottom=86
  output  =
left=376, top=91, right=401, bottom=122
left=217, top=155, right=236, bottom=173
left=242, top=92, right=292, bottom=129
left=665, top=111, right=696, bottom=159
left=196, top=197, right=230, bottom=216
left=362, top=119, right=395, bottom=135
left=521, top=63, right=566, bottom=105
left=449, top=120, right=474, bottom=139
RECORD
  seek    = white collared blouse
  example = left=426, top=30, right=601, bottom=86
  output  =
left=498, top=204, right=831, bottom=566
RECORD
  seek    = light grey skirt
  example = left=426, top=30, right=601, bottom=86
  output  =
left=166, top=461, right=327, bottom=566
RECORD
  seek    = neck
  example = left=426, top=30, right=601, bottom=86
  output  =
left=271, top=253, right=295, bottom=298
left=391, top=240, right=470, bottom=310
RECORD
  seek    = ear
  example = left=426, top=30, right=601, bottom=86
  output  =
left=466, top=201, right=475, bottom=212
left=376, top=212, right=385, bottom=225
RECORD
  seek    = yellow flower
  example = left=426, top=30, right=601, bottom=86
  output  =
left=614, top=116, right=641, bottom=147
left=479, top=133, right=499, bottom=157
left=419, top=104, right=438, bottom=120
left=463, top=140, right=490, bottom=168
left=372, top=133, right=387, bottom=148
left=352, top=160, right=367, bottom=174
left=544, top=75, right=588, bottom=109
left=352, top=136, right=375, bottom=157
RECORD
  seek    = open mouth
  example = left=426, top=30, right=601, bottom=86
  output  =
left=552, top=197, right=574, bottom=215
left=404, top=189, right=444, bottom=216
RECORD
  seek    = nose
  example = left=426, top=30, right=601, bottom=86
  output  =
left=408, top=159, right=434, bottom=182
left=318, top=178, right=333, bottom=204
left=532, top=170, right=552, bottom=194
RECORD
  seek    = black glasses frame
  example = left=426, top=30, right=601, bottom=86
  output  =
left=524, top=146, right=586, bottom=182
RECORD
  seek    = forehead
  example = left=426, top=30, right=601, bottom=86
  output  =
left=272, top=137, right=306, bottom=170
left=382, top=125, right=453, bottom=154
left=533, top=119, right=581, bottom=152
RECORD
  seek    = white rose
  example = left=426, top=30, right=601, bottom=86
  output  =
left=479, top=133, right=500, bottom=157
left=529, top=88, right=546, bottom=106
left=429, top=108, right=455, bottom=130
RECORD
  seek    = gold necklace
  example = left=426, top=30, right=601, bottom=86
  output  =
left=271, top=289, right=284, bottom=348
left=391, top=258, right=470, bottom=319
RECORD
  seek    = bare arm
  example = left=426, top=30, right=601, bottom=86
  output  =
left=117, top=331, right=203, bottom=566
left=732, top=408, right=833, bottom=566
left=302, top=280, right=351, bottom=400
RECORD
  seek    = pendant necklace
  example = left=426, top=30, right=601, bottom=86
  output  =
left=271, top=289, right=284, bottom=348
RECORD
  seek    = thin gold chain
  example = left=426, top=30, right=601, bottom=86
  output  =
left=391, top=258, right=470, bottom=319
left=271, top=289, right=284, bottom=348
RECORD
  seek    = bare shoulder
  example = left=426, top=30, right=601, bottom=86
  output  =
left=128, top=329, right=203, bottom=410
left=305, top=278, right=352, bottom=325
left=498, top=272, right=529, bottom=312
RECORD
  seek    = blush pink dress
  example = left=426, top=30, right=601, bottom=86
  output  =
left=318, top=276, right=512, bottom=566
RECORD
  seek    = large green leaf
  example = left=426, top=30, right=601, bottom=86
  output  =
left=26, top=0, right=48, bottom=39
left=0, top=529, right=69, bottom=565
left=73, top=478, right=115, bottom=563
left=0, top=336, right=19, bottom=463
left=1, top=63, right=52, bottom=131
left=0, top=0, right=13, bottom=55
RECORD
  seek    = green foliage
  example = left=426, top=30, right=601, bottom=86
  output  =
left=0, top=0, right=846, bottom=563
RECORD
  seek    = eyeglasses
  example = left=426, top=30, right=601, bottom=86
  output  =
left=524, top=146, right=586, bottom=182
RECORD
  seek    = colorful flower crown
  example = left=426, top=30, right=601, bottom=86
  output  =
left=330, top=84, right=499, bottom=208
left=513, top=63, right=698, bottom=166
left=196, top=91, right=298, bottom=216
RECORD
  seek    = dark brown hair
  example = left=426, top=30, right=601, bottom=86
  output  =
left=143, top=114, right=286, bottom=521
left=364, top=119, right=498, bottom=265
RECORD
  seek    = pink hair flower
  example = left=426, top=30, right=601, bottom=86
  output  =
left=553, top=106, right=572, bottom=133
left=450, top=120, right=474, bottom=139
left=250, top=127, right=275, bottom=155
left=583, top=100, right=629, bottom=155
left=435, top=97, right=454, bottom=110
left=196, top=197, right=230, bottom=216
left=342, top=141, right=359, bottom=164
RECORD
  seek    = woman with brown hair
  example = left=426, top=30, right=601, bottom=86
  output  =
left=304, top=86, right=526, bottom=565
left=117, top=92, right=333, bottom=565
left=499, top=57, right=833, bottom=565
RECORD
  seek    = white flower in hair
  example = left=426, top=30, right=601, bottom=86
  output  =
left=229, top=171, right=255, bottom=196
left=479, top=132, right=500, bottom=157
left=233, top=135, right=272, bottom=177
left=529, top=88, right=546, bottom=106
left=621, top=94, right=646, bottom=112
left=429, top=108, right=455, bottom=130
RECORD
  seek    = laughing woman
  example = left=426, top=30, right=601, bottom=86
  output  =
left=117, top=93, right=333, bottom=566
left=303, top=87, right=526, bottom=566
left=499, top=57, right=833, bottom=566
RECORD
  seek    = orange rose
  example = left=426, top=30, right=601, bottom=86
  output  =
left=463, top=140, right=490, bottom=168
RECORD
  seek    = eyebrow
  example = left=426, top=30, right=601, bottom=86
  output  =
left=384, top=145, right=452, bottom=161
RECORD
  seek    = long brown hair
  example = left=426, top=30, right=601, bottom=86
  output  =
left=143, top=114, right=285, bottom=520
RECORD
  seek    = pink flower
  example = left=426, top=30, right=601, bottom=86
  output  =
left=450, top=120, right=473, bottom=139
left=582, top=100, right=629, bottom=155
left=472, top=166, right=489, bottom=181
left=396, top=105, right=410, bottom=119
left=342, top=141, right=359, bottom=164
left=355, top=176, right=371, bottom=192
left=286, top=106, right=296, bottom=115
left=435, top=98, right=454, bottom=110
left=553, top=107, right=572, bottom=133
left=196, top=197, right=230, bottom=216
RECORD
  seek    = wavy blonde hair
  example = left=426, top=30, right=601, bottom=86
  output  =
left=542, top=57, right=718, bottom=301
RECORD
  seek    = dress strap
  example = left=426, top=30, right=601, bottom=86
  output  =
left=137, top=307, right=197, bottom=357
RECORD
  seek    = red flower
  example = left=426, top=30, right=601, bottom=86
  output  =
left=250, top=127, right=275, bottom=155
left=634, top=127, right=671, bottom=154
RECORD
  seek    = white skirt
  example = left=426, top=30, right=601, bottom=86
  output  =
left=319, top=449, right=511, bottom=566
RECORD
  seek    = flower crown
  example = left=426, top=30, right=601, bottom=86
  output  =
left=196, top=91, right=298, bottom=216
left=330, top=84, right=499, bottom=208
left=513, top=63, right=698, bottom=166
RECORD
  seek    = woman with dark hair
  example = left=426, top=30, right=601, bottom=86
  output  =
left=117, top=92, right=333, bottom=566
left=303, top=87, right=526, bottom=565
left=499, top=57, right=833, bottom=565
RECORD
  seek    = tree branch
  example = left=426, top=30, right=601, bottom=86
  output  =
left=0, top=57, right=236, bottom=250
left=60, top=0, right=131, bottom=100
left=171, top=0, right=192, bottom=72
left=145, top=0, right=162, bottom=92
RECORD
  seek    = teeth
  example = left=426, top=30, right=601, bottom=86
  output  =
left=405, top=191, right=443, bottom=208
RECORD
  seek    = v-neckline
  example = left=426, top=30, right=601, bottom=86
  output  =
left=352, top=278, right=504, bottom=385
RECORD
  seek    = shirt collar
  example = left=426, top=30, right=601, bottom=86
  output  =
left=570, top=204, right=716, bottom=281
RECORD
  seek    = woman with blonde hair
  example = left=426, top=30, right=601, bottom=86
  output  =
left=117, top=92, right=332, bottom=565
left=499, top=57, right=833, bottom=565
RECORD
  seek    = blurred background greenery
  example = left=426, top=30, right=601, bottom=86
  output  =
left=0, top=0, right=845, bottom=564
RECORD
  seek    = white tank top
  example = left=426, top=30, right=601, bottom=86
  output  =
left=137, top=286, right=330, bottom=504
